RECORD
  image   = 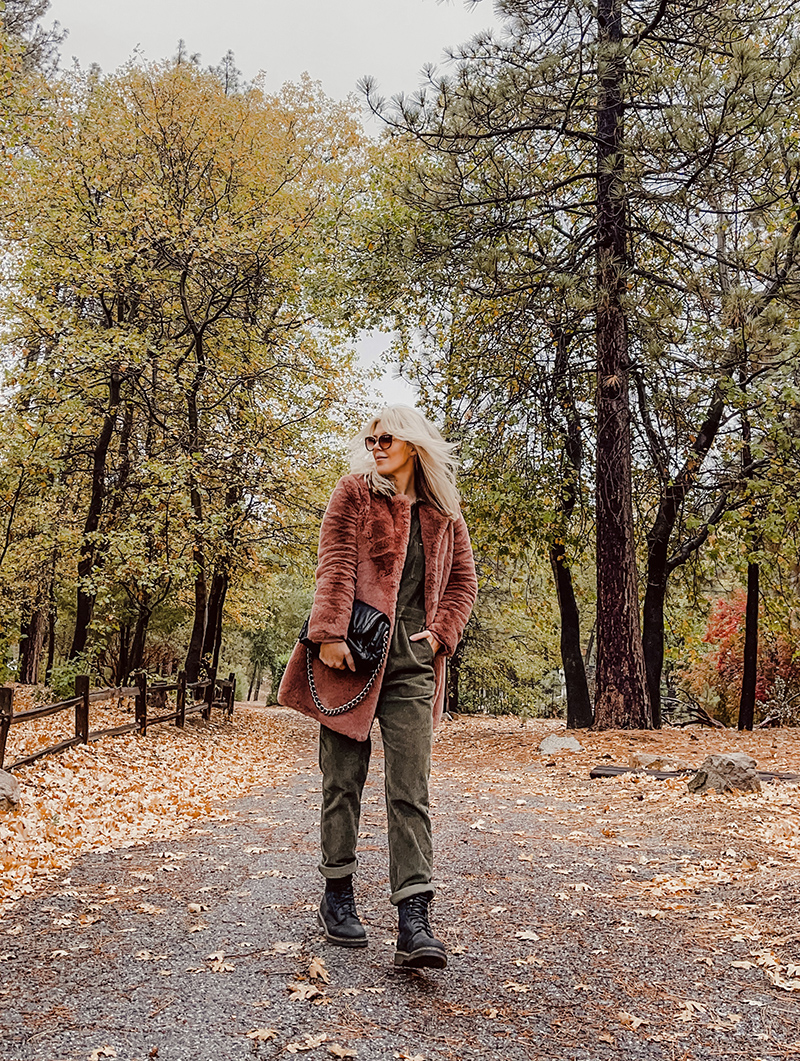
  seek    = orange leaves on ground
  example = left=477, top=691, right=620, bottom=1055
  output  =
left=0, top=706, right=293, bottom=916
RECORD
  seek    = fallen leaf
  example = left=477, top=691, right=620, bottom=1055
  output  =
left=273, top=941, right=301, bottom=954
left=246, top=1028, right=277, bottom=1042
left=309, top=956, right=330, bottom=983
left=618, top=1011, right=648, bottom=1030
left=328, top=1046, right=356, bottom=1059
left=503, top=980, right=530, bottom=994
left=515, top=930, right=539, bottom=941
left=205, top=951, right=235, bottom=973
left=287, top=981, right=323, bottom=1001
left=88, top=1048, right=117, bottom=1061
left=287, top=1032, right=328, bottom=1053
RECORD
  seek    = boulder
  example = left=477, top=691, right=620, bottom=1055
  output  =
left=0, top=769, right=21, bottom=810
left=687, top=752, right=761, bottom=795
left=539, top=734, right=583, bottom=756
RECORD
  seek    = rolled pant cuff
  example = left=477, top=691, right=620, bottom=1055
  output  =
left=319, top=860, right=358, bottom=880
left=391, top=882, right=435, bottom=906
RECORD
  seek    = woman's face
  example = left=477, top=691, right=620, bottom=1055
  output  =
left=369, top=423, right=416, bottom=480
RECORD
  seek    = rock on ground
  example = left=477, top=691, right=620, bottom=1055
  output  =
left=687, top=752, right=761, bottom=795
left=539, top=734, right=583, bottom=755
left=0, top=769, right=20, bottom=810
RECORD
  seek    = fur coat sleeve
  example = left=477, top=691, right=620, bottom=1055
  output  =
left=278, top=474, right=477, bottom=740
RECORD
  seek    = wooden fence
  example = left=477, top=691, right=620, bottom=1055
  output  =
left=0, top=670, right=236, bottom=773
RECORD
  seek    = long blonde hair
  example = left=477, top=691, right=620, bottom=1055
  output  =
left=348, top=405, right=462, bottom=520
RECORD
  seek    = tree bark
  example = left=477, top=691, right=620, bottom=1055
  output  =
left=248, top=659, right=259, bottom=702
left=549, top=327, right=592, bottom=728
left=447, top=642, right=463, bottom=715
left=738, top=561, right=759, bottom=730
left=70, top=369, right=124, bottom=659
left=550, top=547, right=593, bottom=728
left=738, top=393, right=758, bottom=732
left=182, top=315, right=209, bottom=684
left=184, top=537, right=207, bottom=684
left=593, top=0, right=651, bottom=729
left=637, top=368, right=728, bottom=728
left=128, top=594, right=153, bottom=676
left=202, top=564, right=229, bottom=682
left=18, top=607, right=45, bottom=684
left=118, top=623, right=131, bottom=685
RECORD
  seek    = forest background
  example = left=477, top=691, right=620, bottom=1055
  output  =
left=2, top=0, right=800, bottom=733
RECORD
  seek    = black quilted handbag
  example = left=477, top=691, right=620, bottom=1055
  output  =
left=299, top=600, right=391, bottom=717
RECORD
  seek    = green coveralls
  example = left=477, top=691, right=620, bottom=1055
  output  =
left=318, top=502, right=437, bottom=905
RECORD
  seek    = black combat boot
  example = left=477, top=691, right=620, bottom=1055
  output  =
left=317, top=876, right=367, bottom=948
left=393, top=893, right=447, bottom=969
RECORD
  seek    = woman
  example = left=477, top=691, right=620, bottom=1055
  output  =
left=278, top=405, right=477, bottom=969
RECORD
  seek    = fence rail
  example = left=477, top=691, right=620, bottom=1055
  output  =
left=0, top=670, right=236, bottom=772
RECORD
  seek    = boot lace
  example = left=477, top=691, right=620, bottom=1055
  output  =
left=328, top=883, right=357, bottom=917
left=403, top=894, right=433, bottom=933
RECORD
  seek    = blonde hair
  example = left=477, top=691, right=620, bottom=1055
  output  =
left=348, top=405, right=462, bottom=520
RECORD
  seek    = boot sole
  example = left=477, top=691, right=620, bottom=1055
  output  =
left=393, top=947, right=447, bottom=970
left=317, top=909, right=368, bottom=948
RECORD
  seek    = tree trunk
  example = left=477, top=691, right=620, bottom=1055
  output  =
left=181, top=286, right=210, bottom=685
left=184, top=543, right=207, bottom=683
left=447, top=642, right=463, bottom=715
left=642, top=524, right=670, bottom=730
left=549, top=326, right=592, bottom=728
left=118, top=623, right=131, bottom=684
left=203, top=565, right=229, bottom=683
left=738, top=562, right=759, bottom=730
left=18, top=607, right=46, bottom=684
left=45, top=601, right=56, bottom=685
left=70, top=369, right=124, bottom=659
left=128, top=595, right=152, bottom=676
left=550, top=546, right=593, bottom=728
left=593, top=0, right=651, bottom=729
left=248, top=659, right=259, bottom=702
left=638, top=371, right=728, bottom=729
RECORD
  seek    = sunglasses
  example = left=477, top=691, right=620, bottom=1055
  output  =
left=365, top=433, right=395, bottom=452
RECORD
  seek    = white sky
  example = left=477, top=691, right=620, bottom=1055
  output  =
left=44, top=0, right=500, bottom=406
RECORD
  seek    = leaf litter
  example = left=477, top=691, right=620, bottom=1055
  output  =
left=0, top=705, right=296, bottom=916
left=3, top=707, right=800, bottom=1058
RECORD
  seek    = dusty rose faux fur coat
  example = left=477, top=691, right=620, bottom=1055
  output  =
left=278, top=474, right=477, bottom=741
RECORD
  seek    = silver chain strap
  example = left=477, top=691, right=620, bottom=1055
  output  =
left=304, top=630, right=390, bottom=717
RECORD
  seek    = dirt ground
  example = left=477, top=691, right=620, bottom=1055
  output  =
left=1, top=706, right=799, bottom=1061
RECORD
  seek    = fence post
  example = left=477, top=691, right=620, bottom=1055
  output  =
left=227, top=672, right=235, bottom=717
left=135, top=671, right=148, bottom=736
left=202, top=677, right=213, bottom=721
left=74, top=675, right=90, bottom=743
left=176, top=670, right=186, bottom=729
left=0, top=687, right=13, bottom=770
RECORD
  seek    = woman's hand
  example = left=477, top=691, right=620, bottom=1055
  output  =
left=409, top=630, right=441, bottom=656
left=319, top=640, right=356, bottom=671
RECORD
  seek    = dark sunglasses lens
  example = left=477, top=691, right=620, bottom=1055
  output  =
left=379, top=434, right=393, bottom=449
left=365, top=436, right=376, bottom=450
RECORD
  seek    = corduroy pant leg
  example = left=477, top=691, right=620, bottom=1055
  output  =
left=318, top=725, right=371, bottom=880
left=376, top=617, right=437, bottom=905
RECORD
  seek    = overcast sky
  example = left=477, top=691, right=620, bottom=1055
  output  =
left=47, top=0, right=499, bottom=105
left=44, top=0, right=501, bottom=407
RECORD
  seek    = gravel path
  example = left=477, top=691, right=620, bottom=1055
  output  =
left=1, top=709, right=798, bottom=1061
